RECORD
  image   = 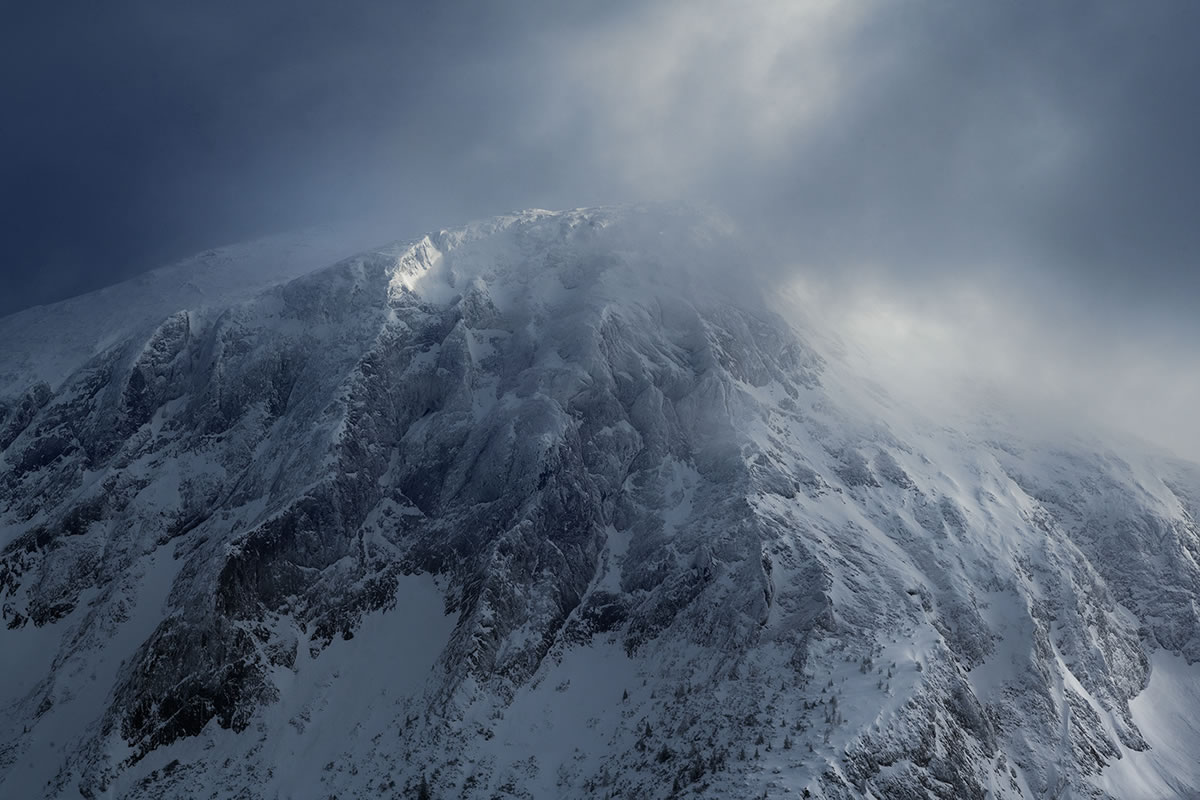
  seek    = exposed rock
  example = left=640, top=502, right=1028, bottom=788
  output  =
left=0, top=207, right=1197, bottom=799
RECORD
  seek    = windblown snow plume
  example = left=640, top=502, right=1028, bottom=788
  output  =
left=1, top=207, right=1198, bottom=798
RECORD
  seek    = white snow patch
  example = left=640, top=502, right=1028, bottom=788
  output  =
left=1096, top=649, right=1200, bottom=798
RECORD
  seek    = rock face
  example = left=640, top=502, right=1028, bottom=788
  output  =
left=1, top=207, right=1198, bottom=799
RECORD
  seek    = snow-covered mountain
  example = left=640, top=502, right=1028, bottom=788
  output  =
left=1, top=206, right=1198, bottom=799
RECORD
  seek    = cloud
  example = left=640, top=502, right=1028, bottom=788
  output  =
left=524, top=1, right=1200, bottom=329
left=781, top=276, right=1200, bottom=462
left=5, top=1, right=1198, bottom=320
left=530, top=0, right=865, bottom=193
left=1, top=0, right=1196, bottom=457
left=504, top=0, right=1200, bottom=458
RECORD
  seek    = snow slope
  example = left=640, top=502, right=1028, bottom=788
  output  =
left=1, top=206, right=1198, bottom=799
left=0, top=220, right=397, bottom=393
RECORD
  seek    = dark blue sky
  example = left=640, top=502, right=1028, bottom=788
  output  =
left=0, top=2, right=623, bottom=313
left=2, top=0, right=1199, bottom=330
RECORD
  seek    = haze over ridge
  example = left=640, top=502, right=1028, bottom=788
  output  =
left=1, top=1, right=1197, bottom=458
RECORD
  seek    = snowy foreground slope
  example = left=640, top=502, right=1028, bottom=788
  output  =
left=1, top=207, right=1198, bottom=799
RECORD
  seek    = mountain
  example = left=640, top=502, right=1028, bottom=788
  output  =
left=1, top=206, right=1198, bottom=799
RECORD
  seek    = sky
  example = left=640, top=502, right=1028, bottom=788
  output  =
left=1, top=0, right=1198, bottom=456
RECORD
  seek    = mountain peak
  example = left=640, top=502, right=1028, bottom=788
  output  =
left=1, top=208, right=1198, bottom=799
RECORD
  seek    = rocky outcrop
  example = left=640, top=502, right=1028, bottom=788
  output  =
left=1, top=207, right=1197, bottom=799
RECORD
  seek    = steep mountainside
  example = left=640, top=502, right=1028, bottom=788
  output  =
left=1, top=207, right=1198, bottom=799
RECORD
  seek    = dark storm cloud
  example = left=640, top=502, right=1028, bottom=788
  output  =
left=0, top=0, right=630, bottom=314
left=2, top=1, right=1198, bottom=336
left=4, top=0, right=1198, bottom=316
left=541, top=0, right=1200, bottom=334
left=0, top=0, right=1196, bottom=455
left=491, top=0, right=1199, bottom=457
left=770, top=1, right=1200, bottom=326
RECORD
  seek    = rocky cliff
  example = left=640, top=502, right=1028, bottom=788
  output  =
left=1, top=207, right=1197, bottom=798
